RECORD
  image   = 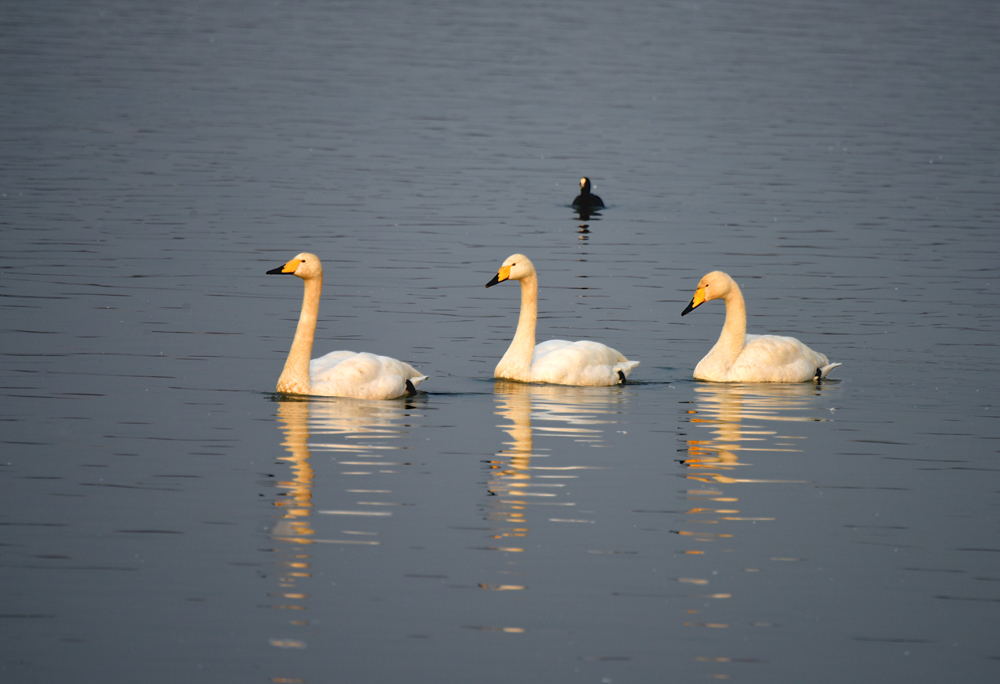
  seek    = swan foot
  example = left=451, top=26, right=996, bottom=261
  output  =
left=814, top=367, right=823, bottom=382
left=617, top=370, right=626, bottom=384
left=405, top=379, right=418, bottom=396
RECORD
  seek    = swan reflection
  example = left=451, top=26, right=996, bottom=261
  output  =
left=272, top=400, right=316, bottom=543
left=272, top=396, right=421, bottom=544
left=681, top=382, right=830, bottom=486
left=676, top=382, right=836, bottom=640
left=482, top=381, right=628, bottom=552
left=268, top=396, right=421, bottom=642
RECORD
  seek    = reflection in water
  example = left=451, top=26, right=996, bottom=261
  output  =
left=268, top=397, right=420, bottom=667
left=573, top=206, right=600, bottom=239
left=680, top=383, right=829, bottom=486
left=474, top=381, right=630, bottom=630
left=273, top=401, right=316, bottom=544
left=573, top=205, right=601, bottom=223
left=272, top=397, right=419, bottom=543
left=482, top=381, right=627, bottom=551
left=675, top=383, right=835, bottom=671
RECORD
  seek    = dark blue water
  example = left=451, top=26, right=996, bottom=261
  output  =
left=2, top=1, right=998, bottom=682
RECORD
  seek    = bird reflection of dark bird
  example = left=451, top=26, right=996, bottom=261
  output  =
left=574, top=206, right=598, bottom=223
left=571, top=177, right=604, bottom=211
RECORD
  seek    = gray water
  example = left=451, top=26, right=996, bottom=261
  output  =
left=2, top=0, right=998, bottom=682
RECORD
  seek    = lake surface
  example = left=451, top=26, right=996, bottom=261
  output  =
left=2, top=0, right=998, bottom=682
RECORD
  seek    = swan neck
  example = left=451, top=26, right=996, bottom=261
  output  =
left=278, top=275, right=321, bottom=393
left=497, top=273, right=538, bottom=378
left=715, top=281, right=747, bottom=361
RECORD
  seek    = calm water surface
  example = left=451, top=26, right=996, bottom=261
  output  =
left=2, top=0, right=998, bottom=682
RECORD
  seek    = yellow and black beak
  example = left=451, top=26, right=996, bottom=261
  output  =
left=681, top=286, right=706, bottom=316
left=485, top=264, right=511, bottom=288
left=267, top=258, right=301, bottom=275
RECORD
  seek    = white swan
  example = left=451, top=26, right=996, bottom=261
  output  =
left=681, top=270, right=841, bottom=383
left=267, top=253, right=427, bottom=399
left=484, top=254, right=639, bottom=386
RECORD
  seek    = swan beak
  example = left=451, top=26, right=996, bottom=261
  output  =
left=267, top=258, right=301, bottom=275
left=681, top=287, right=706, bottom=316
left=485, top=264, right=511, bottom=288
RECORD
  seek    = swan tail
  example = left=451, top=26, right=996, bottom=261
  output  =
left=815, top=362, right=842, bottom=381
left=408, top=375, right=429, bottom=390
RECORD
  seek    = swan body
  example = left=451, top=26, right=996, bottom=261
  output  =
left=681, top=271, right=840, bottom=383
left=485, top=254, right=638, bottom=386
left=267, top=253, right=427, bottom=399
left=571, top=177, right=604, bottom=209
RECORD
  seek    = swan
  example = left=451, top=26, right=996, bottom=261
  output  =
left=485, top=254, right=639, bottom=386
left=266, top=253, right=427, bottom=399
left=571, top=177, right=604, bottom=209
left=680, top=270, right=841, bottom=383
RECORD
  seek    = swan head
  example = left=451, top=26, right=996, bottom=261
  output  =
left=485, top=253, right=535, bottom=288
left=579, top=177, right=592, bottom=194
left=267, top=252, right=323, bottom=280
left=681, top=270, right=734, bottom=316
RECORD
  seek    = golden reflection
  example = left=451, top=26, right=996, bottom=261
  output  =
left=268, top=396, right=419, bottom=667
left=273, top=400, right=316, bottom=543
left=678, top=382, right=831, bottom=543
left=676, top=382, right=836, bottom=674
left=482, top=381, right=627, bottom=551
left=681, top=383, right=829, bottom=486
left=273, top=396, right=418, bottom=545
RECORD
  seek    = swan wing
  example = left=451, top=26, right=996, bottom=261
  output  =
left=530, top=340, right=639, bottom=386
left=728, top=334, right=835, bottom=382
left=310, top=351, right=426, bottom=399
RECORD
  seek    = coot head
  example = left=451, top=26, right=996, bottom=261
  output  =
left=572, top=177, right=604, bottom=209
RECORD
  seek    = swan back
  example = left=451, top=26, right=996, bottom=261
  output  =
left=532, top=340, right=639, bottom=385
left=311, top=351, right=427, bottom=400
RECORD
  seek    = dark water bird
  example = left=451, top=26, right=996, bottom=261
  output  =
left=571, top=177, right=604, bottom=209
